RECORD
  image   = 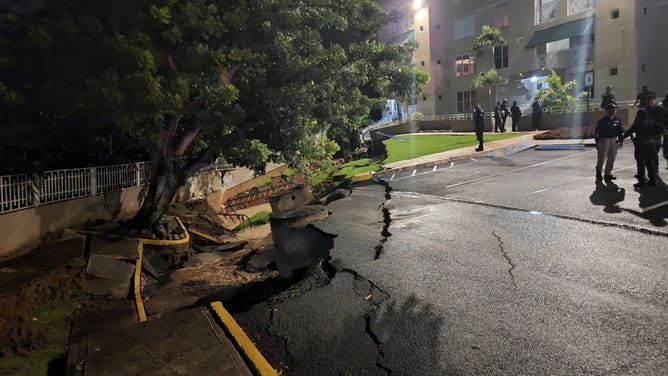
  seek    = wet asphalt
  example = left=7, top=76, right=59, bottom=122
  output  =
left=233, top=143, right=668, bottom=375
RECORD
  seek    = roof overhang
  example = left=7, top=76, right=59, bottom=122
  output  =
left=525, top=16, right=594, bottom=48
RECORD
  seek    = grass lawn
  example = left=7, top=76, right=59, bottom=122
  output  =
left=383, top=133, right=527, bottom=164
left=332, top=158, right=382, bottom=178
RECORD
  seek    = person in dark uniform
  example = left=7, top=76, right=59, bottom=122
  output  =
left=661, top=92, right=668, bottom=168
left=532, top=99, right=542, bottom=130
left=473, top=104, right=485, bottom=151
left=500, top=99, right=510, bottom=132
left=510, top=101, right=521, bottom=131
left=494, top=101, right=502, bottom=133
left=595, top=103, right=624, bottom=181
left=648, top=105, right=665, bottom=173
left=600, top=86, right=616, bottom=110
left=633, top=85, right=656, bottom=109
left=619, top=108, right=664, bottom=188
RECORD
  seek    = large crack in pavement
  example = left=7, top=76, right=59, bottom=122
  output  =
left=374, top=179, right=394, bottom=260
left=266, top=307, right=291, bottom=368
left=492, top=231, right=517, bottom=287
left=338, top=267, right=392, bottom=375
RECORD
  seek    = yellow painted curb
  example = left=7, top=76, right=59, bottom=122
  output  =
left=211, top=301, right=279, bottom=376
left=351, top=172, right=374, bottom=183
left=134, top=241, right=147, bottom=322
left=134, top=216, right=190, bottom=322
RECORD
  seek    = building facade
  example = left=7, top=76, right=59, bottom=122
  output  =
left=378, top=0, right=668, bottom=116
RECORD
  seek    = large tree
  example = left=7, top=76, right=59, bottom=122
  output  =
left=0, top=0, right=417, bottom=228
left=472, top=25, right=507, bottom=115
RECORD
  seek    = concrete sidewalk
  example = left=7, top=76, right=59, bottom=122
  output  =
left=352, top=132, right=595, bottom=181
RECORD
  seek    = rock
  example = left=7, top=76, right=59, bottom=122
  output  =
left=139, top=229, right=157, bottom=240
left=244, top=247, right=277, bottom=272
left=144, top=250, right=172, bottom=273
left=165, top=217, right=181, bottom=234
left=325, top=188, right=350, bottom=204
left=128, top=228, right=139, bottom=237
left=187, top=252, right=225, bottom=267
left=154, top=225, right=168, bottom=240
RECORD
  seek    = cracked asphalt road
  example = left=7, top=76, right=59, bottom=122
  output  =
left=234, top=146, right=667, bottom=375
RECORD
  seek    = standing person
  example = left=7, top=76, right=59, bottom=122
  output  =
left=595, top=103, right=624, bottom=181
left=619, top=108, right=663, bottom=188
left=473, top=104, right=485, bottom=152
left=500, top=99, right=510, bottom=132
left=510, top=101, right=521, bottom=131
left=600, top=86, right=616, bottom=110
left=633, top=85, right=656, bottom=109
left=531, top=99, right=542, bottom=130
left=662, top=92, right=668, bottom=168
left=494, top=101, right=502, bottom=133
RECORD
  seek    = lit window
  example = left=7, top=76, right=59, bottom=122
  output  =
left=494, top=45, right=509, bottom=69
left=455, top=54, right=476, bottom=77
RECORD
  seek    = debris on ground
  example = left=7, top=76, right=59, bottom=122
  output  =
left=533, top=125, right=595, bottom=140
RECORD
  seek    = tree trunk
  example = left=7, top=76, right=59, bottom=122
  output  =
left=129, top=155, right=183, bottom=230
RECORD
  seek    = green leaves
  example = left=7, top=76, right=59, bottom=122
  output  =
left=472, top=68, right=508, bottom=89
left=472, top=25, right=507, bottom=52
left=535, top=69, right=587, bottom=111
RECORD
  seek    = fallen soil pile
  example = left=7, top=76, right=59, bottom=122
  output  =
left=0, top=263, right=95, bottom=357
left=534, top=125, right=595, bottom=140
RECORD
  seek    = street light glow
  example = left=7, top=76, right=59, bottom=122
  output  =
left=413, top=0, right=423, bottom=10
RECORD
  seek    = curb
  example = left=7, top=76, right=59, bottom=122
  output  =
left=211, top=301, right=279, bottom=376
left=134, top=216, right=190, bottom=322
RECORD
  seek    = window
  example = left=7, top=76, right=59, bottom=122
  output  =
left=437, top=59, right=441, bottom=64
left=536, top=0, right=559, bottom=24
left=438, top=94, right=442, bottom=99
left=423, top=95, right=427, bottom=101
left=419, top=25, right=424, bottom=31
left=421, top=61, right=425, bottom=66
left=454, top=16, right=475, bottom=40
left=494, top=45, right=509, bottom=68
left=455, top=54, right=476, bottom=77
left=569, top=0, right=594, bottom=15
left=457, top=91, right=476, bottom=113
left=546, top=38, right=569, bottom=53
left=610, top=9, right=620, bottom=19
left=609, top=66, right=618, bottom=76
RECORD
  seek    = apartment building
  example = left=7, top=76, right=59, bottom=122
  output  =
left=377, top=0, right=668, bottom=116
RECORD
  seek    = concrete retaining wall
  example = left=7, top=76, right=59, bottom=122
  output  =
left=368, top=109, right=632, bottom=141
left=0, top=187, right=145, bottom=258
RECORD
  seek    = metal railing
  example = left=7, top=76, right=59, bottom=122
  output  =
left=0, top=161, right=236, bottom=214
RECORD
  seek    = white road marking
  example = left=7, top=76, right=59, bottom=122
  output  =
left=392, top=160, right=467, bottom=182
left=642, top=200, right=668, bottom=213
left=446, top=150, right=595, bottom=189
left=470, top=158, right=477, bottom=162
left=411, top=169, right=417, bottom=176
left=450, top=161, right=455, bottom=167
left=390, top=173, right=396, bottom=181
left=432, top=165, right=438, bottom=172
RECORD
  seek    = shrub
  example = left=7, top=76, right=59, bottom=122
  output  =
left=234, top=211, right=272, bottom=231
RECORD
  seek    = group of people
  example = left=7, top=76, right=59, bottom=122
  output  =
left=472, top=99, right=536, bottom=152
left=594, top=85, right=668, bottom=188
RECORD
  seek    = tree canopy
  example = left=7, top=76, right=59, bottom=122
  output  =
left=0, top=0, right=425, bottom=226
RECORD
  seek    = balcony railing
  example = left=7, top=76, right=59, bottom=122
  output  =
left=569, top=0, right=594, bottom=15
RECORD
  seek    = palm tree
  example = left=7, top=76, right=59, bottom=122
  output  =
left=472, top=25, right=508, bottom=122
left=472, top=69, right=508, bottom=122
left=473, top=25, right=507, bottom=56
